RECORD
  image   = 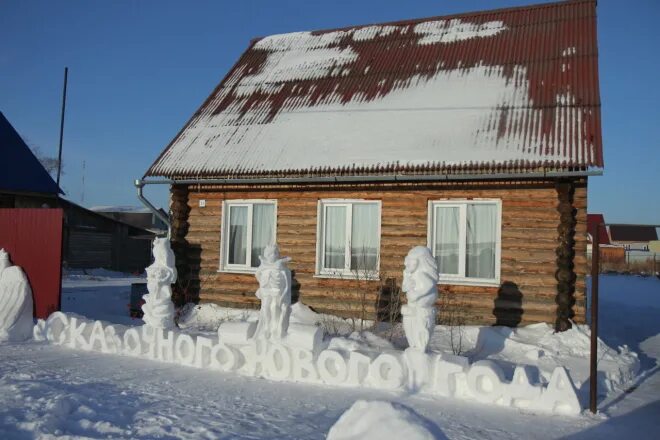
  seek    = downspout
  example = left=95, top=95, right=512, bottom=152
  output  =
left=134, top=179, right=171, bottom=238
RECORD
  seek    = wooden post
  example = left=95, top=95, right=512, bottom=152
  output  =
left=555, top=181, right=577, bottom=332
left=170, top=185, right=192, bottom=305
left=589, top=223, right=600, bottom=414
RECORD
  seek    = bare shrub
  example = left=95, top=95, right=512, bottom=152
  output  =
left=437, top=293, right=471, bottom=355
left=375, top=273, right=403, bottom=341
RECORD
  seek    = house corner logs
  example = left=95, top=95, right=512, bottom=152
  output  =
left=555, top=180, right=577, bottom=332
left=169, top=185, right=195, bottom=306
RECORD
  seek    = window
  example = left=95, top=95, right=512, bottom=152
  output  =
left=317, top=200, right=381, bottom=277
left=221, top=200, right=276, bottom=271
left=428, top=200, right=501, bottom=284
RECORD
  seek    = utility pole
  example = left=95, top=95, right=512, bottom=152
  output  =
left=590, top=223, right=600, bottom=414
left=56, top=67, right=68, bottom=188
left=81, top=160, right=86, bottom=203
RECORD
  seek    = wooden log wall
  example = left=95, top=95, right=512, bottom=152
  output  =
left=171, top=179, right=588, bottom=326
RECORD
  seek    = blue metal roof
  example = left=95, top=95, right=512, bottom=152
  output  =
left=0, top=112, right=63, bottom=195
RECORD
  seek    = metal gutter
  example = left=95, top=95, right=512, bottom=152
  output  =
left=137, top=169, right=603, bottom=187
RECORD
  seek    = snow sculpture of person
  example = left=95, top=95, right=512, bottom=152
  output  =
left=141, top=238, right=177, bottom=330
left=401, top=246, right=438, bottom=352
left=254, top=244, right=292, bottom=340
left=0, top=249, right=34, bottom=342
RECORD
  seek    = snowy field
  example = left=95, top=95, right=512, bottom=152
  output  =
left=0, top=272, right=659, bottom=439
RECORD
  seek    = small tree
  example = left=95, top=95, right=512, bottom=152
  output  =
left=438, top=292, right=470, bottom=355
left=30, top=145, right=62, bottom=178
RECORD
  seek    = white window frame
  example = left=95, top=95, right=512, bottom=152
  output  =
left=315, top=199, right=382, bottom=279
left=219, top=199, right=277, bottom=273
left=427, top=199, right=502, bottom=286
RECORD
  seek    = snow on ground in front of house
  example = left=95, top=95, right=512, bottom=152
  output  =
left=177, top=294, right=640, bottom=404
left=60, top=268, right=145, bottom=326
left=0, top=273, right=659, bottom=438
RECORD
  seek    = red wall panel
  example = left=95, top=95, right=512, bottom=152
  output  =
left=0, top=208, right=63, bottom=318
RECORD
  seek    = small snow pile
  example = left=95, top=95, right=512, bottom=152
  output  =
left=177, top=301, right=370, bottom=335
left=290, top=302, right=320, bottom=325
left=328, top=331, right=394, bottom=353
left=0, top=249, right=34, bottom=343
left=327, top=400, right=446, bottom=440
left=177, top=303, right=258, bottom=331
left=430, top=322, right=640, bottom=398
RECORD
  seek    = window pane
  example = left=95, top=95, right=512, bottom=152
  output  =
left=434, top=206, right=460, bottom=274
left=351, top=204, right=378, bottom=272
left=251, top=204, right=275, bottom=267
left=324, top=206, right=346, bottom=269
left=466, top=204, right=496, bottom=279
left=228, top=206, right=247, bottom=265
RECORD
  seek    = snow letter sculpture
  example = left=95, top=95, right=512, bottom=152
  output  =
left=0, top=249, right=34, bottom=342
left=141, top=238, right=177, bottom=330
left=401, top=246, right=438, bottom=352
left=254, top=244, right=292, bottom=340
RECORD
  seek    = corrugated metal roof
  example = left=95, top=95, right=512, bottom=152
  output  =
left=609, top=225, right=658, bottom=243
left=0, top=112, right=63, bottom=195
left=147, top=0, right=603, bottom=179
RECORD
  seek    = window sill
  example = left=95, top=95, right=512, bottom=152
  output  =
left=438, top=278, right=500, bottom=287
left=314, top=272, right=381, bottom=281
left=217, top=268, right=258, bottom=275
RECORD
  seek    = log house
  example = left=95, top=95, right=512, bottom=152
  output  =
left=144, top=0, right=603, bottom=329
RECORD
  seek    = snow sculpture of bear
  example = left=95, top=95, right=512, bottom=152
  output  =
left=0, top=249, right=34, bottom=342
left=401, top=246, right=438, bottom=352
left=141, top=238, right=177, bottom=330
left=254, top=244, right=292, bottom=340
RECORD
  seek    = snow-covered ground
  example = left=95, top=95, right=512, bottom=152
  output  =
left=61, top=268, right=145, bottom=326
left=0, top=272, right=658, bottom=439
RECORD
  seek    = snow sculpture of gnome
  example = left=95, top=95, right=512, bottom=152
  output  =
left=141, top=238, right=177, bottom=330
left=254, top=244, right=292, bottom=340
left=401, top=246, right=438, bottom=352
left=0, top=249, right=34, bottom=342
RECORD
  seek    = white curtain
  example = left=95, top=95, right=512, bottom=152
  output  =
left=434, top=206, right=460, bottom=275
left=228, top=206, right=247, bottom=265
left=351, top=204, right=378, bottom=271
left=251, top=204, right=275, bottom=267
left=324, top=206, right=346, bottom=269
left=466, top=204, right=496, bottom=279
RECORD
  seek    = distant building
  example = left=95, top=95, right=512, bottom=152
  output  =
left=587, top=214, right=610, bottom=245
left=61, top=199, right=156, bottom=273
left=91, top=206, right=168, bottom=235
left=1, top=111, right=155, bottom=272
left=608, top=225, right=659, bottom=252
left=586, top=214, right=624, bottom=264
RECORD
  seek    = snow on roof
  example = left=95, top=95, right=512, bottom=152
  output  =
left=90, top=206, right=153, bottom=214
left=147, top=0, right=603, bottom=179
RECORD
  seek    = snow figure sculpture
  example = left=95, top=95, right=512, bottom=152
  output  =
left=401, top=246, right=438, bottom=352
left=141, top=238, right=177, bottom=330
left=0, top=249, right=34, bottom=342
left=254, top=244, right=292, bottom=340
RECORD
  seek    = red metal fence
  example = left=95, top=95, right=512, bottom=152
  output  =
left=0, top=208, right=63, bottom=318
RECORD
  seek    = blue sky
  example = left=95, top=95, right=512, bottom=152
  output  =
left=1, top=0, right=659, bottom=224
